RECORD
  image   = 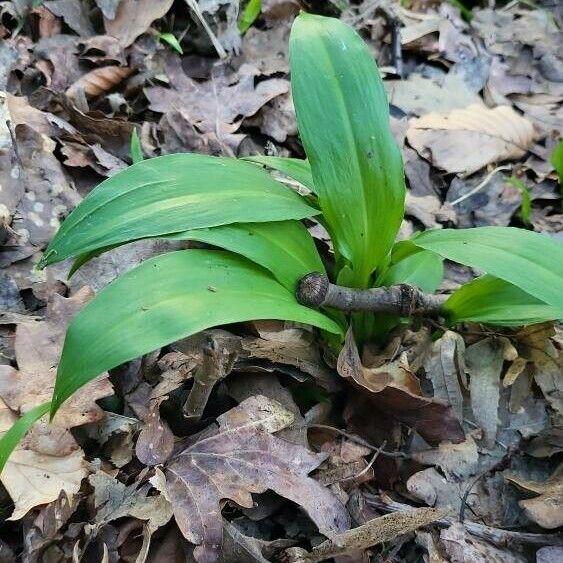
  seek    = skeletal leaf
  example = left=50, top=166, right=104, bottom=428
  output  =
left=407, top=104, right=535, bottom=174
left=164, top=395, right=350, bottom=562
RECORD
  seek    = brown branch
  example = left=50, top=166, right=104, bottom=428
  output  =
left=296, top=272, right=447, bottom=316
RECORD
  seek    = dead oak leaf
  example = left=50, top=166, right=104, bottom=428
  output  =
left=163, top=395, right=350, bottom=563
left=407, top=104, right=535, bottom=174
left=145, top=58, right=288, bottom=139
left=0, top=397, right=87, bottom=521
left=0, top=288, right=113, bottom=429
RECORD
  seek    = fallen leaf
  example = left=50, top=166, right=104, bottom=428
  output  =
left=136, top=398, right=174, bottom=466
left=44, top=0, right=95, bottom=37
left=22, top=492, right=77, bottom=563
left=0, top=397, right=87, bottom=521
left=505, top=464, right=563, bottom=529
left=387, top=73, right=482, bottom=116
left=284, top=508, right=447, bottom=563
left=163, top=395, right=350, bottom=562
left=338, top=330, right=465, bottom=446
left=66, top=66, right=133, bottom=99
left=104, top=0, right=174, bottom=47
left=465, top=337, right=508, bottom=449
left=424, top=331, right=466, bottom=421
left=87, top=469, right=173, bottom=557
left=0, top=288, right=113, bottom=429
left=145, top=59, right=288, bottom=151
left=407, top=104, right=535, bottom=174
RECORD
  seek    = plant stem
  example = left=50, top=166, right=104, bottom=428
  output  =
left=296, top=272, right=447, bottom=316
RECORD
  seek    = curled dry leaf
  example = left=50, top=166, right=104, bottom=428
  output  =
left=163, top=395, right=350, bottom=563
left=338, top=329, right=464, bottom=445
left=505, top=465, right=563, bottom=529
left=66, top=66, right=133, bottom=100
left=284, top=508, right=447, bottom=563
left=407, top=104, right=535, bottom=174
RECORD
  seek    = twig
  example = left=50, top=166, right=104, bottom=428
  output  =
left=297, top=273, right=447, bottom=316
left=308, top=424, right=408, bottom=459
left=450, top=165, right=512, bottom=206
left=364, top=494, right=563, bottom=547
left=341, top=440, right=387, bottom=482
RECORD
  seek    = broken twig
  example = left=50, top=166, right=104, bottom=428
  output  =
left=296, top=273, right=447, bottom=316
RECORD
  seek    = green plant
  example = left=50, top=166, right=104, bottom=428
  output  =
left=1, top=13, right=562, bottom=468
left=239, top=0, right=261, bottom=33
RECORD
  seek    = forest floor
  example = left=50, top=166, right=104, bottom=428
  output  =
left=0, top=0, right=562, bottom=562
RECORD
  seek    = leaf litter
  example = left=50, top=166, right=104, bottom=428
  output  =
left=0, top=0, right=562, bottom=561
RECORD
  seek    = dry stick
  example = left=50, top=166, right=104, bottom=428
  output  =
left=183, top=336, right=231, bottom=421
left=364, top=494, right=563, bottom=548
left=297, top=273, right=447, bottom=316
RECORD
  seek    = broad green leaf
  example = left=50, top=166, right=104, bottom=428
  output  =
left=39, top=154, right=319, bottom=268
left=290, top=13, right=405, bottom=286
left=243, top=156, right=315, bottom=191
left=170, top=221, right=324, bottom=291
left=412, top=227, right=563, bottom=315
left=378, top=250, right=444, bottom=293
left=444, top=275, right=561, bottom=326
left=69, top=220, right=323, bottom=290
left=52, top=250, right=342, bottom=416
left=0, top=402, right=51, bottom=474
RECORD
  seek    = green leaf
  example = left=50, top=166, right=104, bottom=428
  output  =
left=0, top=402, right=51, bottom=474
left=239, top=0, right=261, bottom=33
left=130, top=128, right=143, bottom=164
left=412, top=227, right=563, bottom=315
left=158, top=32, right=183, bottom=54
left=444, top=275, right=561, bottom=326
left=378, top=250, right=444, bottom=293
left=551, top=140, right=563, bottom=189
left=243, top=156, right=315, bottom=191
left=290, top=13, right=405, bottom=286
left=506, top=176, right=531, bottom=225
left=171, top=221, right=324, bottom=291
left=52, top=250, right=342, bottom=416
left=39, top=154, right=319, bottom=268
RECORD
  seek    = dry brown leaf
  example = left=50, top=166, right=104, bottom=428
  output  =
left=163, top=395, right=350, bottom=562
left=338, top=329, right=465, bottom=446
left=505, top=464, right=563, bottom=529
left=0, top=397, right=87, bottom=521
left=44, top=0, right=95, bottom=37
left=424, top=331, right=466, bottom=422
left=0, top=288, right=113, bottom=429
left=87, top=469, right=173, bottom=560
left=136, top=398, right=175, bottom=466
left=284, top=508, right=447, bottom=563
left=104, top=0, right=174, bottom=47
left=407, top=104, right=535, bottom=174
left=465, top=337, right=510, bottom=449
left=66, top=66, right=132, bottom=99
